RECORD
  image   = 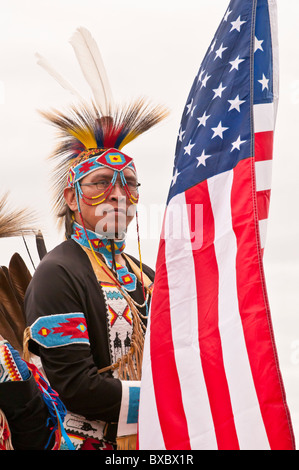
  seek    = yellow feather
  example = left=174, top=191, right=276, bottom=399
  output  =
left=68, top=126, right=97, bottom=149
left=118, top=130, right=140, bottom=150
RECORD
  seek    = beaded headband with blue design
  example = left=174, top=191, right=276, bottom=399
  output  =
left=67, top=148, right=136, bottom=187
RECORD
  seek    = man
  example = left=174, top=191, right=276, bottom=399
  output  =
left=1, top=27, right=168, bottom=450
left=22, top=101, right=167, bottom=452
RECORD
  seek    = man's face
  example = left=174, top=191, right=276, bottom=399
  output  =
left=64, top=167, right=138, bottom=238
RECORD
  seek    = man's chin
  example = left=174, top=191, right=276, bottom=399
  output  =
left=94, top=222, right=127, bottom=239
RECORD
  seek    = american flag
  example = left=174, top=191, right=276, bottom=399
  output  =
left=138, top=0, right=295, bottom=450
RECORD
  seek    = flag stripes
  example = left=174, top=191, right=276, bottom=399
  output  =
left=138, top=0, right=295, bottom=450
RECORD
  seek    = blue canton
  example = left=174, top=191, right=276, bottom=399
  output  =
left=167, top=0, right=273, bottom=205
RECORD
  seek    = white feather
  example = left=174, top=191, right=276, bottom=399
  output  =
left=35, top=52, right=83, bottom=101
left=69, top=27, right=114, bottom=115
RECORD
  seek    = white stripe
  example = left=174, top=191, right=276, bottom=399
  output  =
left=255, top=160, right=273, bottom=191
left=139, top=308, right=166, bottom=449
left=165, top=193, right=218, bottom=449
left=253, top=103, right=274, bottom=133
left=259, top=218, right=268, bottom=250
left=268, top=0, right=279, bottom=123
left=208, top=170, right=270, bottom=450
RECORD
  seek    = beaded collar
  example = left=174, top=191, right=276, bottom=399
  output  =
left=71, top=221, right=137, bottom=292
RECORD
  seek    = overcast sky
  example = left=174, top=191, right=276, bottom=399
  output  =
left=0, top=0, right=298, bottom=440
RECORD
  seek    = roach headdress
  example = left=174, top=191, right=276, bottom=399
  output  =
left=36, top=27, right=168, bottom=221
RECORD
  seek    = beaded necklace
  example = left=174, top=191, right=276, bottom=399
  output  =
left=71, top=221, right=137, bottom=292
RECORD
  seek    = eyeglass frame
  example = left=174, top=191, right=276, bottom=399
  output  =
left=80, top=180, right=141, bottom=192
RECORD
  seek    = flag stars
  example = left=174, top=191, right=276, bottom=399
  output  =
left=255, top=36, right=264, bottom=53
left=224, top=8, right=232, bottom=22
left=212, top=82, right=227, bottom=100
left=258, top=74, right=269, bottom=90
left=171, top=168, right=181, bottom=186
left=197, top=111, right=210, bottom=127
left=186, top=99, right=197, bottom=116
left=228, top=95, right=246, bottom=112
left=214, top=43, right=228, bottom=60
left=196, top=150, right=212, bottom=167
left=211, top=121, right=229, bottom=139
left=230, top=16, right=246, bottom=32
left=201, top=72, right=211, bottom=89
left=186, top=99, right=193, bottom=115
left=231, top=136, right=246, bottom=152
left=197, top=69, right=205, bottom=83
left=209, top=39, right=217, bottom=55
left=229, top=55, right=245, bottom=72
left=178, top=127, right=185, bottom=142
left=184, top=140, right=196, bottom=155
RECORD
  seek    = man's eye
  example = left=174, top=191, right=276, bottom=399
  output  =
left=127, top=181, right=137, bottom=188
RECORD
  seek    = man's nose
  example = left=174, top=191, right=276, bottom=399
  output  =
left=109, top=181, right=126, bottom=198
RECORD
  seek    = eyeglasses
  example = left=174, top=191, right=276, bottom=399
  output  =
left=80, top=179, right=141, bottom=193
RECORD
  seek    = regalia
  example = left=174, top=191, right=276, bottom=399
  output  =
left=0, top=27, right=168, bottom=450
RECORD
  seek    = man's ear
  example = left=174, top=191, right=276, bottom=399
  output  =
left=64, top=187, right=78, bottom=212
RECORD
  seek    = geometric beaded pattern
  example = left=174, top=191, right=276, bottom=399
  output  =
left=0, top=343, right=22, bottom=382
left=100, top=282, right=134, bottom=369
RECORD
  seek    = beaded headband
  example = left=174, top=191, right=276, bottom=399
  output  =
left=67, top=148, right=137, bottom=188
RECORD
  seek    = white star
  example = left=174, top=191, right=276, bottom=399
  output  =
left=229, top=55, right=245, bottom=72
left=190, top=105, right=197, bottom=117
left=201, top=72, right=211, bottom=89
left=171, top=168, right=181, bottom=186
left=230, top=16, right=246, bottom=32
left=255, top=36, right=264, bottom=53
left=214, top=43, right=228, bottom=60
left=197, top=111, right=211, bottom=127
left=186, top=99, right=194, bottom=115
left=178, top=127, right=185, bottom=142
left=211, top=121, right=229, bottom=139
left=212, top=82, right=227, bottom=100
left=231, top=136, right=246, bottom=152
left=209, top=39, right=217, bottom=54
left=228, top=95, right=246, bottom=112
left=258, top=74, right=269, bottom=90
left=184, top=140, right=196, bottom=155
left=224, top=8, right=232, bottom=22
left=197, top=69, right=205, bottom=83
left=196, top=150, right=212, bottom=167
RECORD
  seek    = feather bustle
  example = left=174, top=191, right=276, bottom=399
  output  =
left=0, top=193, right=37, bottom=239
left=0, top=268, right=26, bottom=353
left=8, top=253, right=32, bottom=311
left=0, top=304, right=23, bottom=354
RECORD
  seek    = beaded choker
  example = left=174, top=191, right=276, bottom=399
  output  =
left=71, top=222, right=137, bottom=292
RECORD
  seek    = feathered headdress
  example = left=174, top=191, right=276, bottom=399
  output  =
left=37, top=27, right=169, bottom=220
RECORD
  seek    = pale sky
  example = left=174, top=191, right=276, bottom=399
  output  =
left=0, top=0, right=298, bottom=442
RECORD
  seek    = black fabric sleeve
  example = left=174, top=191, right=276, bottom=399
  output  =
left=0, top=373, right=54, bottom=450
left=24, top=257, right=122, bottom=423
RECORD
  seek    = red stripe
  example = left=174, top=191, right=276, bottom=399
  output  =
left=256, top=189, right=271, bottom=220
left=150, top=232, right=191, bottom=450
left=185, top=181, right=240, bottom=450
left=255, top=131, right=273, bottom=162
left=231, top=158, right=295, bottom=450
